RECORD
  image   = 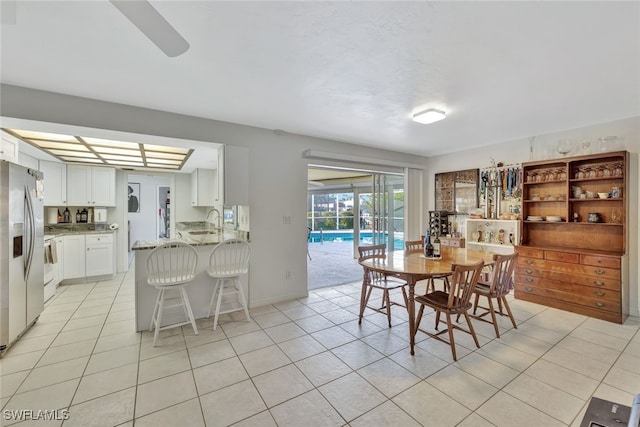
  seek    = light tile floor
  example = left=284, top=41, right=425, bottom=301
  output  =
left=1, top=267, right=639, bottom=427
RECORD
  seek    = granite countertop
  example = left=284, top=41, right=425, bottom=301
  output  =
left=44, top=224, right=116, bottom=237
left=132, top=235, right=224, bottom=251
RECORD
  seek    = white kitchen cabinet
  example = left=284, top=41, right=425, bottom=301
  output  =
left=67, top=165, right=116, bottom=206
left=217, top=145, right=249, bottom=206
left=191, top=168, right=216, bottom=207
left=63, top=233, right=114, bottom=280
left=85, top=234, right=114, bottom=277
left=0, top=134, right=19, bottom=163
left=63, top=234, right=86, bottom=280
left=39, top=160, right=68, bottom=206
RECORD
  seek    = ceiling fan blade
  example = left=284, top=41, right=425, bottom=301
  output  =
left=110, top=0, right=189, bottom=57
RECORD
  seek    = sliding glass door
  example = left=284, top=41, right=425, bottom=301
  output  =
left=370, top=173, right=404, bottom=250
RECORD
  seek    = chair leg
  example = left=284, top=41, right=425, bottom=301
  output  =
left=384, top=290, right=392, bottom=328
left=445, top=313, right=457, bottom=361
left=464, top=311, right=480, bottom=348
left=414, top=305, right=426, bottom=338
left=180, top=287, right=198, bottom=336
left=207, top=282, right=220, bottom=318
left=497, top=297, right=504, bottom=314
left=213, top=279, right=225, bottom=330
left=359, top=286, right=374, bottom=324
left=487, top=297, right=500, bottom=338
left=473, top=294, right=480, bottom=315
left=501, top=296, right=518, bottom=329
left=150, top=289, right=161, bottom=332
left=153, top=289, right=165, bottom=347
left=235, top=277, right=250, bottom=322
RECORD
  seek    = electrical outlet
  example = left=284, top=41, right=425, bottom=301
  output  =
left=285, top=271, right=292, bottom=280
left=283, top=216, right=292, bottom=224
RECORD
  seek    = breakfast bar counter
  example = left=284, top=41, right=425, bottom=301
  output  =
left=132, top=235, right=249, bottom=332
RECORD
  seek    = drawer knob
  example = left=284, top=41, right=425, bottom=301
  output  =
left=594, top=302, right=605, bottom=308
left=594, top=269, right=605, bottom=275
left=593, top=281, right=605, bottom=286
left=525, top=269, right=533, bottom=274
left=594, top=291, right=605, bottom=297
left=525, top=260, right=534, bottom=265
left=525, top=278, right=534, bottom=283
left=525, top=286, right=534, bottom=293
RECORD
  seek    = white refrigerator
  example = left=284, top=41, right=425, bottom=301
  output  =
left=0, top=160, right=44, bottom=353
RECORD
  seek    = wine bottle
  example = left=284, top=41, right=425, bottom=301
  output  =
left=63, top=207, right=71, bottom=223
left=425, top=232, right=434, bottom=257
left=76, top=209, right=81, bottom=223
left=433, top=233, right=441, bottom=258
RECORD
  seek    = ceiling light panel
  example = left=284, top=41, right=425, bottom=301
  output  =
left=10, top=129, right=78, bottom=142
left=4, top=128, right=193, bottom=172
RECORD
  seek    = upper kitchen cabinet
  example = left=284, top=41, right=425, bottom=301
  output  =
left=0, top=134, right=19, bottom=163
left=67, top=165, right=116, bottom=206
left=39, top=160, right=67, bottom=206
left=217, top=145, right=249, bottom=206
left=191, top=168, right=216, bottom=207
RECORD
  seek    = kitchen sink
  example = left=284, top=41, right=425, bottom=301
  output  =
left=188, top=230, right=216, bottom=235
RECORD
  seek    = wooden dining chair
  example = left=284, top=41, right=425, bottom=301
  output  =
left=405, top=238, right=449, bottom=293
left=414, top=260, right=484, bottom=361
left=358, top=244, right=408, bottom=328
left=471, top=252, right=518, bottom=338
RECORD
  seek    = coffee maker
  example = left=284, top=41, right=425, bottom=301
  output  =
left=93, top=207, right=108, bottom=231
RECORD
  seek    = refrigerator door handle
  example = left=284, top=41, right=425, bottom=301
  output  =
left=24, top=185, right=35, bottom=281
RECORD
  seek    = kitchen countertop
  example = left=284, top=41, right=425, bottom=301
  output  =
left=44, top=224, right=116, bottom=237
left=132, top=235, right=224, bottom=251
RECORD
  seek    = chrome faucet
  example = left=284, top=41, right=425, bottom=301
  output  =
left=206, top=208, right=222, bottom=231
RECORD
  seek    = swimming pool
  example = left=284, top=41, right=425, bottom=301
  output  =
left=309, top=230, right=404, bottom=250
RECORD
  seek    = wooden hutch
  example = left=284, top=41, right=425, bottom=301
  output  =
left=515, top=151, right=629, bottom=323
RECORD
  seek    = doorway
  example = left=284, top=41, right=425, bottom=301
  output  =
left=307, top=166, right=405, bottom=290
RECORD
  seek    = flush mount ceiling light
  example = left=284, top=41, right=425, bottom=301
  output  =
left=412, top=108, right=446, bottom=124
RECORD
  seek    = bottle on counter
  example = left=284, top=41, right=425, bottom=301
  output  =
left=63, top=207, right=71, bottom=223
left=76, top=209, right=81, bottom=223
left=80, top=208, right=88, bottom=223
left=57, top=209, right=62, bottom=223
left=433, top=233, right=441, bottom=258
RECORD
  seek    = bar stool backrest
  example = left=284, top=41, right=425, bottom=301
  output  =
left=147, top=242, right=198, bottom=286
left=208, top=239, right=251, bottom=278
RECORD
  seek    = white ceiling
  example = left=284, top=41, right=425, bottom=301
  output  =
left=1, top=1, right=639, bottom=158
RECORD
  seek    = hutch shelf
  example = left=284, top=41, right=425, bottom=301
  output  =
left=515, top=151, right=629, bottom=323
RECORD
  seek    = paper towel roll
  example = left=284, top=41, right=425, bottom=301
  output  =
left=109, top=223, right=119, bottom=230
left=48, top=208, right=58, bottom=224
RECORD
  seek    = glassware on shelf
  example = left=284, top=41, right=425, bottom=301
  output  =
left=611, top=209, right=622, bottom=223
left=556, top=139, right=574, bottom=156
left=613, top=162, right=623, bottom=177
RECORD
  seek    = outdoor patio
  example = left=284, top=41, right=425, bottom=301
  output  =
left=307, top=241, right=363, bottom=290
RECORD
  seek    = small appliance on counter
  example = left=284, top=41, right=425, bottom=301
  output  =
left=93, top=207, right=108, bottom=230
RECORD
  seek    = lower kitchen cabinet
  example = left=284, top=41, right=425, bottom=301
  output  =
left=86, top=234, right=114, bottom=277
left=63, top=233, right=114, bottom=281
left=63, top=235, right=86, bottom=280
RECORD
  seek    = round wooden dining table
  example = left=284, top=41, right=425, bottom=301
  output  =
left=358, top=247, right=497, bottom=355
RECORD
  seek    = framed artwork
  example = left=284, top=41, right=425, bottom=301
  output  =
left=435, top=169, right=479, bottom=214
left=128, top=182, right=140, bottom=213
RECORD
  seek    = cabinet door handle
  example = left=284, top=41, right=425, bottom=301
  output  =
left=593, top=281, right=605, bottom=286
left=525, top=278, right=534, bottom=283
left=525, top=287, right=534, bottom=293
left=594, top=302, right=605, bottom=308
left=525, top=260, right=534, bottom=265
left=594, top=269, right=605, bottom=275
left=594, top=291, right=605, bottom=297
left=525, top=269, right=533, bottom=274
